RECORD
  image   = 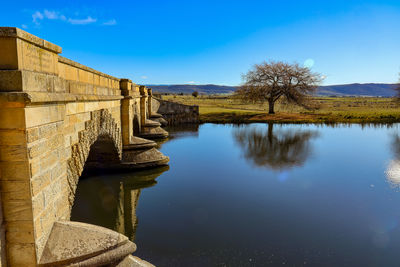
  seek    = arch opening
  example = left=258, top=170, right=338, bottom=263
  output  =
left=133, top=102, right=141, bottom=135
left=66, top=109, right=122, bottom=217
left=82, top=133, right=121, bottom=174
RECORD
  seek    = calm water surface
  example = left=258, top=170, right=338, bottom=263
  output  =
left=71, top=123, right=400, bottom=266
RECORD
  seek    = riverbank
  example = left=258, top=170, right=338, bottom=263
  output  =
left=160, top=95, right=400, bottom=124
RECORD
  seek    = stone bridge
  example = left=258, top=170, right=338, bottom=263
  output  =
left=0, top=27, right=173, bottom=266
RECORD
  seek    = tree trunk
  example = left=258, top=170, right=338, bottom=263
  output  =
left=268, top=100, right=275, bottom=114
left=267, top=123, right=273, bottom=144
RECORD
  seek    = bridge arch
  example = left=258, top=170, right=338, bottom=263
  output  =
left=133, top=101, right=141, bottom=135
left=67, top=109, right=122, bottom=213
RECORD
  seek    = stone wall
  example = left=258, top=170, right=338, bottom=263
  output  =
left=0, top=27, right=127, bottom=266
left=154, top=98, right=199, bottom=125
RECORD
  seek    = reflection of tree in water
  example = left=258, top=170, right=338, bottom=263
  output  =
left=385, top=134, right=400, bottom=187
left=233, top=123, right=319, bottom=170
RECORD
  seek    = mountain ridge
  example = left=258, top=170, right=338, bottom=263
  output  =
left=148, top=83, right=398, bottom=97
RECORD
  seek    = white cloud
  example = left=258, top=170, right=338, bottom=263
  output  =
left=141, top=76, right=148, bottom=79
left=68, top=16, right=97, bottom=25
left=30, top=10, right=99, bottom=26
left=187, top=81, right=196, bottom=84
left=32, top=11, right=44, bottom=24
left=103, top=19, right=117, bottom=26
left=29, top=9, right=119, bottom=27
left=21, top=24, right=28, bottom=29
left=44, top=10, right=58, bottom=19
left=43, top=10, right=66, bottom=21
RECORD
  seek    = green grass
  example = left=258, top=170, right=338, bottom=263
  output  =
left=161, top=94, right=400, bottom=123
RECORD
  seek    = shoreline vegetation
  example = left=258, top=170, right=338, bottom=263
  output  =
left=160, top=94, right=400, bottom=124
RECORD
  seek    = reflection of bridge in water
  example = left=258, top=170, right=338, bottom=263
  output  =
left=71, top=166, right=169, bottom=242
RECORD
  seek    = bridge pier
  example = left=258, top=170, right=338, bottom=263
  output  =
left=138, top=86, right=169, bottom=140
left=0, top=27, right=167, bottom=266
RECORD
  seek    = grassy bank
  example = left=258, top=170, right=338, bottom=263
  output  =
left=161, top=95, right=400, bottom=124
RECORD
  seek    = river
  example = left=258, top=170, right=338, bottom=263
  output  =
left=71, top=123, right=400, bottom=266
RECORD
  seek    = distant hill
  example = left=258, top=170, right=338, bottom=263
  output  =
left=317, top=83, right=398, bottom=97
left=149, top=83, right=398, bottom=97
left=148, top=84, right=238, bottom=95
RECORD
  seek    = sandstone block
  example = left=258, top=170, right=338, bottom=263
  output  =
left=25, top=105, right=65, bottom=128
left=30, top=159, right=41, bottom=178
left=32, top=191, right=45, bottom=218
left=38, top=123, right=58, bottom=138
left=26, top=127, right=39, bottom=143
left=47, top=134, right=63, bottom=151
left=2, top=199, right=33, bottom=221
left=28, top=140, right=47, bottom=159
left=0, top=37, right=18, bottom=70
left=120, top=79, right=132, bottom=91
left=76, top=102, right=85, bottom=113
left=0, top=70, right=67, bottom=92
left=63, top=124, right=74, bottom=136
left=0, top=129, right=26, bottom=146
left=39, top=150, right=58, bottom=171
left=6, top=220, right=35, bottom=244
left=39, top=221, right=136, bottom=266
left=1, top=180, right=31, bottom=201
left=51, top=162, right=66, bottom=180
left=0, top=145, right=28, bottom=161
left=0, top=70, right=22, bottom=91
left=7, top=243, right=36, bottom=266
left=117, top=255, right=155, bottom=267
left=62, top=64, right=78, bottom=82
left=0, top=107, right=25, bottom=129
left=31, top=170, right=51, bottom=196
left=0, top=161, right=30, bottom=180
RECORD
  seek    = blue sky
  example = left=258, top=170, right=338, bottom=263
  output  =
left=1, top=0, right=400, bottom=85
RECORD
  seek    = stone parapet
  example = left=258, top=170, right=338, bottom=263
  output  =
left=0, top=27, right=61, bottom=54
left=58, top=56, right=119, bottom=82
left=0, top=28, right=60, bottom=76
left=154, top=98, right=200, bottom=125
left=0, top=27, right=121, bottom=98
left=58, top=56, right=120, bottom=94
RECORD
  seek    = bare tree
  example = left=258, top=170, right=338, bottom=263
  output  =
left=235, top=61, right=322, bottom=114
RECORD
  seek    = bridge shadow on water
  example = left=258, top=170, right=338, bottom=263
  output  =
left=70, top=166, right=169, bottom=242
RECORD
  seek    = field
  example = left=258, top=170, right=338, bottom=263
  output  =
left=161, top=94, right=400, bottom=123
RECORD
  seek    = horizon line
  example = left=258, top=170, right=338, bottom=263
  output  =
left=145, top=82, right=398, bottom=87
